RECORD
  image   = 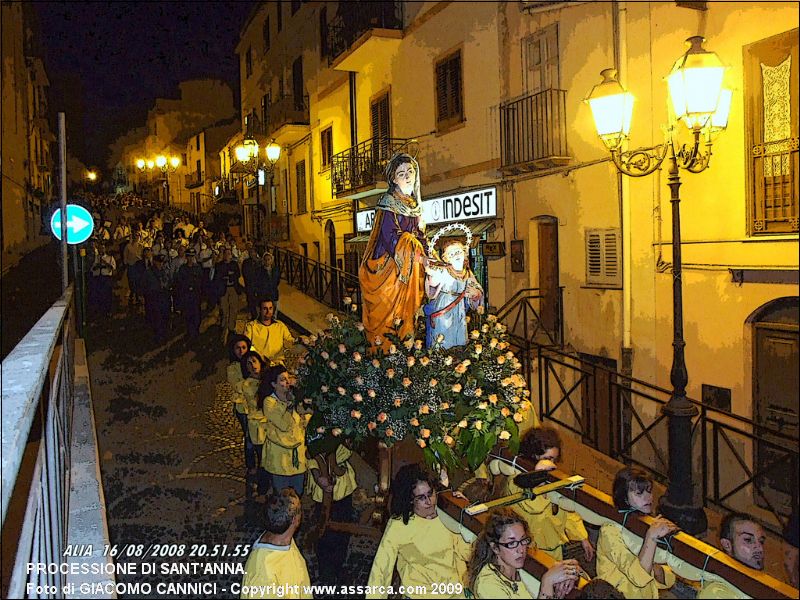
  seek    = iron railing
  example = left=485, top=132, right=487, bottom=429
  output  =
left=500, top=88, right=570, bottom=172
left=266, top=94, right=309, bottom=137
left=326, top=1, right=403, bottom=64
left=331, top=137, right=410, bottom=197
left=268, top=245, right=362, bottom=316
left=1, top=287, right=76, bottom=597
left=495, top=289, right=799, bottom=534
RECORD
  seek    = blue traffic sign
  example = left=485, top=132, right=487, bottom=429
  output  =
left=50, top=204, right=95, bottom=245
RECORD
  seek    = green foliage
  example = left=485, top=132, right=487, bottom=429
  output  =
left=295, top=299, right=535, bottom=475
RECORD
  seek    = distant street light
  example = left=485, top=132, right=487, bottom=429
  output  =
left=233, top=137, right=282, bottom=239
left=584, top=36, right=731, bottom=535
left=137, top=154, right=180, bottom=206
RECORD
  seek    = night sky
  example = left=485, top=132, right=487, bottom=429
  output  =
left=33, top=1, right=257, bottom=170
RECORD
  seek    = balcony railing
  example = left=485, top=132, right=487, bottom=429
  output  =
left=184, top=171, right=205, bottom=189
left=326, top=0, right=403, bottom=64
left=331, top=136, right=409, bottom=197
left=500, top=88, right=570, bottom=173
left=266, top=94, right=309, bottom=137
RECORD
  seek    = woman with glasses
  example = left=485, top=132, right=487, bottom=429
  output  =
left=468, top=508, right=581, bottom=599
left=505, top=427, right=594, bottom=562
left=367, top=464, right=471, bottom=599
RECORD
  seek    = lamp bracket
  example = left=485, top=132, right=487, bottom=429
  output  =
left=675, top=129, right=713, bottom=174
left=611, top=143, right=668, bottom=177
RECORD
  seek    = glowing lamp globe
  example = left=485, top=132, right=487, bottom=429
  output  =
left=585, top=69, right=634, bottom=150
left=667, top=36, right=726, bottom=130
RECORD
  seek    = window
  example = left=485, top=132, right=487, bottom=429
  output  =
left=585, top=228, right=621, bottom=287
left=745, top=29, right=799, bottom=235
left=245, top=46, right=252, bottom=78
left=292, top=56, right=304, bottom=109
left=182, top=153, right=187, bottom=166
left=196, top=135, right=200, bottom=151
left=523, top=24, right=559, bottom=93
left=435, top=49, right=464, bottom=130
left=261, top=93, right=270, bottom=129
left=276, top=2, right=282, bottom=32
left=196, top=159, right=202, bottom=180
left=371, top=92, right=391, bottom=161
left=319, top=7, right=328, bottom=59
left=296, top=160, right=307, bottom=213
left=264, top=16, right=270, bottom=52
left=320, top=126, right=333, bottom=170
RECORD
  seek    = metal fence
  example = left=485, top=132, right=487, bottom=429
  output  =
left=1, top=287, right=76, bottom=597
left=331, top=137, right=410, bottom=197
left=326, top=1, right=403, bottom=64
left=270, top=245, right=363, bottom=317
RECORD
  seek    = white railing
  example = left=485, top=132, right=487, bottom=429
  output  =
left=1, top=287, right=75, bottom=598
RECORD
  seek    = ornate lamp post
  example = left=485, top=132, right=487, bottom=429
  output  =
left=585, top=36, right=732, bottom=534
left=155, top=154, right=181, bottom=207
left=234, top=137, right=281, bottom=240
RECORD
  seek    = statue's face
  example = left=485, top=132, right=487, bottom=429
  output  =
left=443, top=244, right=466, bottom=271
left=393, top=162, right=416, bottom=196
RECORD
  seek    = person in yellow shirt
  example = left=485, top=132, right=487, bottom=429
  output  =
left=507, top=427, right=594, bottom=562
left=596, top=467, right=678, bottom=599
left=239, top=351, right=270, bottom=497
left=467, top=508, right=581, bottom=599
left=697, top=512, right=766, bottom=599
left=308, top=441, right=358, bottom=586
left=227, top=335, right=255, bottom=473
left=367, top=464, right=472, bottom=599
left=244, top=299, right=295, bottom=365
left=259, top=365, right=311, bottom=496
left=240, top=488, right=311, bottom=599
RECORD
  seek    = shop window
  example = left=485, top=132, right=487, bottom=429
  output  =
left=585, top=228, right=621, bottom=288
left=745, top=29, right=799, bottom=235
left=435, top=49, right=464, bottom=131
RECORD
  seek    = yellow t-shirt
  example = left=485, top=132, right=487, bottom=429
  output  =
left=243, top=319, right=294, bottom=365
left=596, top=522, right=675, bottom=599
left=367, top=510, right=471, bottom=599
left=240, top=539, right=311, bottom=599
left=306, top=445, right=357, bottom=503
left=505, top=477, right=588, bottom=559
left=248, top=408, right=268, bottom=446
left=228, top=363, right=247, bottom=414
left=697, top=579, right=749, bottom=599
left=473, top=564, right=534, bottom=599
left=261, top=394, right=310, bottom=476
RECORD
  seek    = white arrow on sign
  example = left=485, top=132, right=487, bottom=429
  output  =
left=53, top=215, right=91, bottom=233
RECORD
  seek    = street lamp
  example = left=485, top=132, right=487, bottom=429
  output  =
left=585, top=36, right=731, bottom=534
left=155, top=154, right=181, bottom=206
left=233, top=137, right=281, bottom=239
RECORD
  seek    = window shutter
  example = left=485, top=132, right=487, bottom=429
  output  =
left=436, top=51, right=463, bottom=127
left=371, top=93, right=391, bottom=162
left=586, top=228, right=621, bottom=287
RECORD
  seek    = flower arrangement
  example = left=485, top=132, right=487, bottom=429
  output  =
left=295, top=298, right=533, bottom=472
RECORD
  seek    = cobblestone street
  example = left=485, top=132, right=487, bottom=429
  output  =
left=86, top=291, right=379, bottom=598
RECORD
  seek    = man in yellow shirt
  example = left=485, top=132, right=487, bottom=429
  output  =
left=698, top=512, right=766, bottom=599
left=244, top=299, right=295, bottom=365
left=240, top=489, right=311, bottom=599
left=367, top=464, right=471, bottom=599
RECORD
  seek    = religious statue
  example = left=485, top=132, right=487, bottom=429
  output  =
left=423, top=224, right=484, bottom=349
left=359, top=153, right=427, bottom=346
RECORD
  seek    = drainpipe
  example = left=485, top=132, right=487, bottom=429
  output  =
left=349, top=71, right=358, bottom=235
left=614, top=1, right=633, bottom=378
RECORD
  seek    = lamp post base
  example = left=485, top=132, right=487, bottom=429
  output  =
left=658, top=496, right=707, bottom=535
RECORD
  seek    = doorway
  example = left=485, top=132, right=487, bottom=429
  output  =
left=536, top=217, right=559, bottom=338
left=751, top=297, right=799, bottom=515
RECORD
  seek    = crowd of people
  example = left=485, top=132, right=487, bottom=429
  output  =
left=81, top=192, right=798, bottom=599
left=234, top=419, right=799, bottom=599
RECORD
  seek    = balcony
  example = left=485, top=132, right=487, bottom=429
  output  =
left=184, top=171, right=205, bottom=189
left=331, top=137, right=410, bottom=198
left=266, top=94, right=309, bottom=146
left=500, top=88, right=570, bottom=174
left=326, top=1, right=403, bottom=70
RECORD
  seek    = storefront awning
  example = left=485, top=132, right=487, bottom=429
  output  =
left=345, top=219, right=497, bottom=246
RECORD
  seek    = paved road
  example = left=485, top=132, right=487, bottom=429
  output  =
left=86, top=290, right=379, bottom=599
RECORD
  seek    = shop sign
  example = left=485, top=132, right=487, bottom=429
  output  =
left=356, top=186, right=497, bottom=233
left=481, top=241, right=506, bottom=258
